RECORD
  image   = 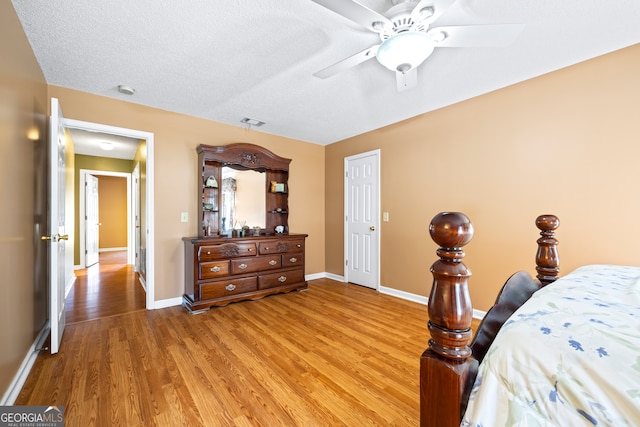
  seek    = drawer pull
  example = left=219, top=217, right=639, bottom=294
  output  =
left=278, top=276, right=287, bottom=283
left=225, top=284, right=236, bottom=291
left=207, top=251, right=211, bottom=255
left=269, top=260, right=277, bottom=266
left=238, top=263, right=248, bottom=270
left=296, top=244, right=301, bottom=248
left=264, top=247, right=269, bottom=250
left=210, top=266, right=221, bottom=272
left=248, top=248, right=252, bottom=252
left=289, top=257, right=298, bottom=263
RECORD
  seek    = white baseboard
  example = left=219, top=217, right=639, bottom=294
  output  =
left=379, top=285, right=429, bottom=305
left=154, top=297, right=183, bottom=309
left=99, top=247, right=127, bottom=252
left=139, top=275, right=147, bottom=292
left=323, top=272, right=345, bottom=282
left=473, top=308, right=487, bottom=320
left=65, top=275, right=76, bottom=299
left=305, top=272, right=326, bottom=281
left=1, top=323, right=49, bottom=405
left=309, top=272, right=487, bottom=320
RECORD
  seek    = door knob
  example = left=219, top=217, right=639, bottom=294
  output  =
left=41, top=234, right=68, bottom=241
left=369, top=226, right=375, bottom=231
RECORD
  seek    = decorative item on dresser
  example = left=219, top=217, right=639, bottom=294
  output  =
left=183, top=143, right=308, bottom=313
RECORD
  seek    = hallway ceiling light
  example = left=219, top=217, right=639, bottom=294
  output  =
left=100, top=141, right=114, bottom=151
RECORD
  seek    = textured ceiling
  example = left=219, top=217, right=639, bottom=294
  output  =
left=11, top=0, right=640, bottom=146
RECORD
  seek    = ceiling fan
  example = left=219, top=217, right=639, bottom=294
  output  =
left=311, top=0, right=524, bottom=91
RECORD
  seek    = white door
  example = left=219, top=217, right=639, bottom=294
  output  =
left=344, top=150, right=380, bottom=289
left=48, top=98, right=67, bottom=354
left=85, top=174, right=100, bottom=267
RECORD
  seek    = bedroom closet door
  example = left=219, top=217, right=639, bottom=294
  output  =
left=344, top=150, right=380, bottom=289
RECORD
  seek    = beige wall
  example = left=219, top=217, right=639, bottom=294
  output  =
left=0, top=2, right=48, bottom=400
left=98, top=176, right=128, bottom=249
left=49, top=86, right=326, bottom=300
left=326, top=44, right=640, bottom=311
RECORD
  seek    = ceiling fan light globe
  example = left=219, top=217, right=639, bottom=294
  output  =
left=376, top=31, right=434, bottom=72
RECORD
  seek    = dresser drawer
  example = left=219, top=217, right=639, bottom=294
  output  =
left=200, top=277, right=258, bottom=300
left=231, top=256, right=281, bottom=274
left=199, top=261, right=230, bottom=280
left=282, top=253, right=303, bottom=268
left=258, top=239, right=305, bottom=255
left=258, top=269, right=305, bottom=290
left=198, top=242, right=256, bottom=261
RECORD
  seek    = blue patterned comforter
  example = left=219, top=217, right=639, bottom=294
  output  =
left=462, top=265, right=640, bottom=426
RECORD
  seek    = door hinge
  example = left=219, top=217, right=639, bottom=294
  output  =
left=345, top=259, right=348, bottom=266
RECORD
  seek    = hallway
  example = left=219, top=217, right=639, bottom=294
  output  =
left=65, top=251, right=146, bottom=324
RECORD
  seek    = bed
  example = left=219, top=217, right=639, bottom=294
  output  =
left=420, top=212, right=640, bottom=426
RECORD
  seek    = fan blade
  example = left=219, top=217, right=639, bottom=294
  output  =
left=311, top=0, right=392, bottom=33
left=396, top=68, right=418, bottom=92
left=411, top=0, right=456, bottom=26
left=313, top=45, right=379, bottom=79
left=428, top=24, right=525, bottom=47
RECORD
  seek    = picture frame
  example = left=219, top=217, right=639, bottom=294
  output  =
left=270, top=181, right=286, bottom=193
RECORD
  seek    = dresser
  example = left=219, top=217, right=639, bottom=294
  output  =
left=183, top=233, right=307, bottom=313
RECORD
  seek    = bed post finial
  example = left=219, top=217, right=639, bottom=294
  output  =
left=535, top=214, right=560, bottom=286
left=427, top=211, right=474, bottom=358
left=421, top=212, right=477, bottom=427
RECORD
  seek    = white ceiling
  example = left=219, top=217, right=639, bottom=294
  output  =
left=11, top=0, right=640, bottom=146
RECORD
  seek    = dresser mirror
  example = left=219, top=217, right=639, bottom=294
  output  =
left=197, top=143, right=291, bottom=237
left=220, top=167, right=266, bottom=233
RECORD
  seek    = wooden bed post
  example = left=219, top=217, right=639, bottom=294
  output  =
left=535, top=215, right=560, bottom=286
left=420, top=212, right=478, bottom=427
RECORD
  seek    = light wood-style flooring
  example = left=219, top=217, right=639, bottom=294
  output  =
left=18, top=271, right=481, bottom=426
left=66, top=250, right=145, bottom=323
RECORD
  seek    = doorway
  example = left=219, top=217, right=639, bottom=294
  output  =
left=344, top=149, right=381, bottom=289
left=65, top=118, right=155, bottom=310
left=78, top=170, right=133, bottom=268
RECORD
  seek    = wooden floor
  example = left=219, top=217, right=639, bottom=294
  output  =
left=66, top=251, right=146, bottom=324
left=18, top=275, right=481, bottom=426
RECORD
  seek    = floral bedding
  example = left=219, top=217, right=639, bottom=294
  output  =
left=462, top=265, right=640, bottom=427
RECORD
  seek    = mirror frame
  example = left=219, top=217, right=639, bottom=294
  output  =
left=197, top=143, right=291, bottom=237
